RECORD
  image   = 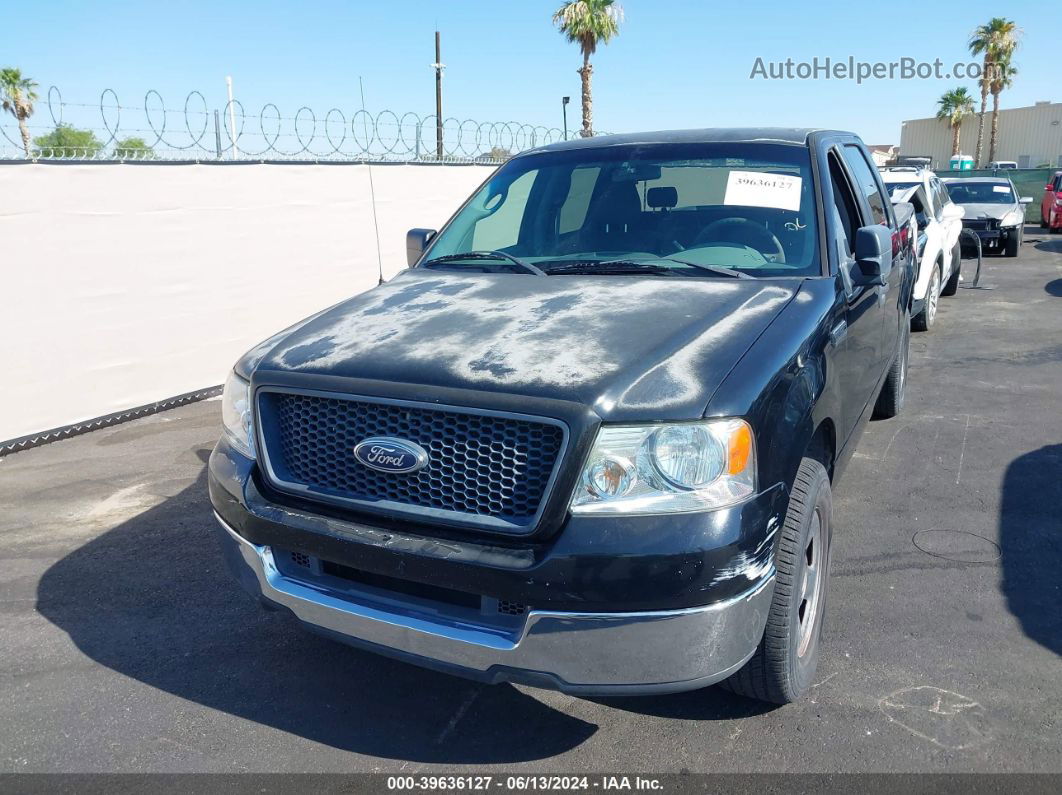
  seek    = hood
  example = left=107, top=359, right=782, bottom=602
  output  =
left=253, top=270, right=799, bottom=421
left=958, top=202, right=1019, bottom=221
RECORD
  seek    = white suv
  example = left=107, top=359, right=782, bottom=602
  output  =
left=879, top=166, right=965, bottom=331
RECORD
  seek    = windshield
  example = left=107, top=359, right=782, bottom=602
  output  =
left=424, top=142, right=820, bottom=277
left=945, top=182, right=1016, bottom=204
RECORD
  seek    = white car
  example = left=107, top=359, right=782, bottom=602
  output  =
left=879, top=166, right=965, bottom=331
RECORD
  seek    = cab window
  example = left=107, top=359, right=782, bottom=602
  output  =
left=841, top=145, right=889, bottom=226
left=828, top=154, right=860, bottom=259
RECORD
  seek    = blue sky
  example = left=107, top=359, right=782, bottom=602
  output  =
left=2, top=0, right=1058, bottom=146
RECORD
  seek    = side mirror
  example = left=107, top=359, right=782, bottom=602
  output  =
left=1019, top=196, right=1033, bottom=204
left=406, top=228, right=437, bottom=267
left=941, top=203, right=965, bottom=221
left=852, top=225, right=892, bottom=286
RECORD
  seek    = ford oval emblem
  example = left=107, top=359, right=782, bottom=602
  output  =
left=352, top=437, right=429, bottom=474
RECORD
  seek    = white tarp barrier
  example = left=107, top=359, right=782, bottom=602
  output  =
left=1, top=162, right=494, bottom=443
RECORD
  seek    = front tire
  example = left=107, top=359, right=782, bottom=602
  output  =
left=912, top=262, right=941, bottom=332
left=1004, top=228, right=1021, bottom=258
left=721, top=458, right=832, bottom=704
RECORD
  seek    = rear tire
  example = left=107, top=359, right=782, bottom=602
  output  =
left=941, top=243, right=961, bottom=296
left=720, top=458, right=832, bottom=705
left=874, top=315, right=909, bottom=419
left=911, top=262, right=941, bottom=332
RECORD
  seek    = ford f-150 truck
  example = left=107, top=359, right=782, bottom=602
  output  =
left=210, top=128, right=914, bottom=704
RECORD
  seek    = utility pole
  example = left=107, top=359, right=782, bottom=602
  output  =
left=431, top=31, right=445, bottom=160
left=562, top=96, right=570, bottom=140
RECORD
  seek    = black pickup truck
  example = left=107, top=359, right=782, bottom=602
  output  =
left=210, top=128, right=914, bottom=704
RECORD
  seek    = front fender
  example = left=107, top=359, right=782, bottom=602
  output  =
left=705, top=278, right=842, bottom=495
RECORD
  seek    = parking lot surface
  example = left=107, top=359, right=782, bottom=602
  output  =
left=2, top=229, right=1060, bottom=773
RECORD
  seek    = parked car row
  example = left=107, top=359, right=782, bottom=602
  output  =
left=878, top=165, right=1037, bottom=332
left=212, top=128, right=921, bottom=706
left=879, top=166, right=963, bottom=331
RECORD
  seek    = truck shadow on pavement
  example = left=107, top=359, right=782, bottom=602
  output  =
left=999, top=445, right=1062, bottom=658
left=36, top=450, right=765, bottom=762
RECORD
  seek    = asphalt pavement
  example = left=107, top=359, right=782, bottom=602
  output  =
left=1, top=228, right=1060, bottom=773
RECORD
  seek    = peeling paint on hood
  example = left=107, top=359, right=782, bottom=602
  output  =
left=255, top=270, right=800, bottom=421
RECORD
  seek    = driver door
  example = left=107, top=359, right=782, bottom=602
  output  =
left=827, top=148, right=888, bottom=439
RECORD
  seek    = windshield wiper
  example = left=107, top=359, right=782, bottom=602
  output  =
left=645, top=256, right=752, bottom=279
left=420, top=250, right=546, bottom=276
left=547, top=256, right=751, bottom=279
left=541, top=259, right=679, bottom=276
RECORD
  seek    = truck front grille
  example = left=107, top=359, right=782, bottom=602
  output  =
left=257, top=390, right=566, bottom=532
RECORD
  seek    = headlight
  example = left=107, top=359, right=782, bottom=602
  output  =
left=570, top=419, right=755, bottom=515
left=221, top=371, right=255, bottom=458
left=1001, top=211, right=1024, bottom=228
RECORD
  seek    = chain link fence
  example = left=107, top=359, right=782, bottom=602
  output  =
left=1, top=86, right=593, bottom=163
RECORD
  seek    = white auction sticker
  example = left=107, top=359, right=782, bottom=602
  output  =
left=724, top=170, right=802, bottom=211
left=992, top=185, right=1011, bottom=193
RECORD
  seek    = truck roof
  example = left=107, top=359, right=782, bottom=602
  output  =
left=526, top=127, right=849, bottom=154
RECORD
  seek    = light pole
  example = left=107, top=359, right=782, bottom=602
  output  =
left=562, top=96, right=570, bottom=140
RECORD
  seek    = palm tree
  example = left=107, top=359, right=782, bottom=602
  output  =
left=552, top=0, right=623, bottom=138
left=0, top=68, right=38, bottom=158
left=936, top=87, right=975, bottom=157
left=969, top=18, right=1019, bottom=167
left=988, top=59, right=1018, bottom=165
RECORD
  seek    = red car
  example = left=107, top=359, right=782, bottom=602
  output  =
left=1041, top=171, right=1062, bottom=231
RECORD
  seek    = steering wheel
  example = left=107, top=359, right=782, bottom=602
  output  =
left=694, top=218, right=786, bottom=263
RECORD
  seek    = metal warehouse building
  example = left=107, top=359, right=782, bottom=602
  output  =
left=899, top=100, right=1062, bottom=170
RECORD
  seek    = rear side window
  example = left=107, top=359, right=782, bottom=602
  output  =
left=841, top=145, right=888, bottom=226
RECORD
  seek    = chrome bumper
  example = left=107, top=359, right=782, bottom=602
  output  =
left=214, top=512, right=775, bottom=695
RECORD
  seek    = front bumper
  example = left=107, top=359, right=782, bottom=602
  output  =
left=961, top=225, right=1018, bottom=251
left=214, top=511, right=775, bottom=695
